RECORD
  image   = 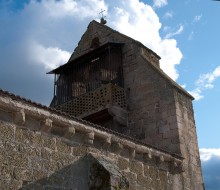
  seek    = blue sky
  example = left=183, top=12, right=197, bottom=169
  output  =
left=0, top=0, right=220, bottom=189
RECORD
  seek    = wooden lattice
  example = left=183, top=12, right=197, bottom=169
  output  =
left=55, top=83, right=126, bottom=116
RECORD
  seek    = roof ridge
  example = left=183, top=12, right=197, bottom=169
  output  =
left=90, top=20, right=161, bottom=59
left=139, top=55, right=194, bottom=99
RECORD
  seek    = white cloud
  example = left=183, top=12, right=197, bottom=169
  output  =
left=42, top=0, right=107, bottom=19
left=108, top=0, right=182, bottom=81
left=29, top=42, right=71, bottom=70
left=197, top=66, right=220, bottom=87
left=189, top=88, right=203, bottom=100
left=200, top=148, right=220, bottom=190
left=153, top=0, right=168, bottom=8
left=189, top=66, right=220, bottom=100
left=193, top=14, right=202, bottom=23
left=200, top=148, right=220, bottom=162
left=164, top=25, right=184, bottom=39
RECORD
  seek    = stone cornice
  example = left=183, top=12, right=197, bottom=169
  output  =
left=0, top=89, right=184, bottom=172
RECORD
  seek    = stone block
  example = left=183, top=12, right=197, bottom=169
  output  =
left=0, top=164, right=13, bottom=179
left=17, top=143, right=41, bottom=157
left=8, top=152, right=28, bottom=168
left=51, top=151, right=62, bottom=162
left=0, top=149, right=5, bottom=165
left=84, top=132, right=94, bottom=145
left=0, top=122, right=15, bottom=141
left=14, top=109, right=25, bottom=126
left=56, top=139, right=71, bottom=154
left=30, top=157, right=45, bottom=171
left=72, top=146, right=88, bottom=156
left=14, top=167, right=32, bottom=181
left=8, top=179, right=23, bottom=190
left=137, top=174, right=151, bottom=187
left=130, top=160, right=143, bottom=176
left=0, top=179, right=9, bottom=190
left=4, top=142, right=18, bottom=153
left=123, top=172, right=137, bottom=186
left=149, top=166, right=159, bottom=180
left=15, top=127, right=34, bottom=145
left=159, top=170, right=168, bottom=188
left=42, top=136, right=56, bottom=150
left=40, top=118, right=53, bottom=132
left=63, top=126, right=75, bottom=139
left=118, top=157, right=129, bottom=170
left=32, top=169, right=48, bottom=181
left=44, top=160, right=59, bottom=173
left=41, top=147, right=53, bottom=160
left=113, top=142, right=123, bottom=154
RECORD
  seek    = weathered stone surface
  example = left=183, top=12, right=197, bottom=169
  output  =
left=13, top=167, right=32, bottom=181
left=56, top=139, right=71, bottom=154
left=0, top=121, right=15, bottom=140
left=117, top=157, right=129, bottom=170
left=14, top=109, right=25, bottom=126
left=130, top=160, right=144, bottom=177
left=40, top=119, right=53, bottom=132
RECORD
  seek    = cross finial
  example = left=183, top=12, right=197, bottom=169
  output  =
left=99, top=9, right=107, bottom=25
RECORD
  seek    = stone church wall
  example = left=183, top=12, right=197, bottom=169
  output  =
left=0, top=90, right=186, bottom=190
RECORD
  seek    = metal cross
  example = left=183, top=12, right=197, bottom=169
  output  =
left=99, top=9, right=106, bottom=18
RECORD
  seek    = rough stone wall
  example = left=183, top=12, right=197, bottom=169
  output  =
left=122, top=47, right=204, bottom=189
left=174, top=91, right=204, bottom=190
left=0, top=91, right=186, bottom=190
left=0, top=121, right=183, bottom=190
left=123, top=47, right=179, bottom=151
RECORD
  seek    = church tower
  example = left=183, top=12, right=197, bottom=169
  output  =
left=48, top=20, right=204, bottom=189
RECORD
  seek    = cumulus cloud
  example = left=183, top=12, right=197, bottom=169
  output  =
left=153, top=0, right=168, bottom=8
left=108, top=0, right=182, bottom=80
left=189, top=66, right=220, bottom=100
left=200, top=148, right=220, bottom=162
left=42, top=0, right=107, bottom=19
left=200, top=148, right=220, bottom=190
left=29, top=42, right=71, bottom=70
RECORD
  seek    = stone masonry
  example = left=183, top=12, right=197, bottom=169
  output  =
left=0, top=88, right=189, bottom=190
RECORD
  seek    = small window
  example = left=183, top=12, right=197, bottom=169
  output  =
left=90, top=37, right=100, bottom=49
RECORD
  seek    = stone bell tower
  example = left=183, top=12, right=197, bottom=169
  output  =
left=48, top=20, right=204, bottom=189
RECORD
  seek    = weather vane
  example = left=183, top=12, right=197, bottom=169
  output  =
left=99, top=9, right=107, bottom=25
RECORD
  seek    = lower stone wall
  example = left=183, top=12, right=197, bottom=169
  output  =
left=0, top=120, right=184, bottom=190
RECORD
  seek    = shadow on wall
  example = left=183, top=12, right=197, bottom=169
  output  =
left=20, top=154, right=129, bottom=190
